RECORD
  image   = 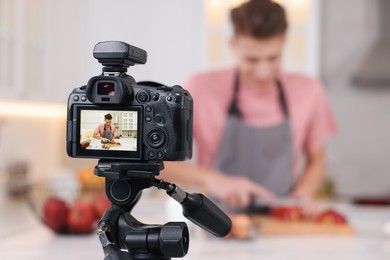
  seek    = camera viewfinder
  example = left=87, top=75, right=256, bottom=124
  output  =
left=97, top=82, right=115, bottom=96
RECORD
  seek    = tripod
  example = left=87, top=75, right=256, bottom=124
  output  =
left=94, top=160, right=232, bottom=260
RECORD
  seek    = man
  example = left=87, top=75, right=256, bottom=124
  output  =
left=162, top=0, right=336, bottom=212
left=93, top=113, right=117, bottom=143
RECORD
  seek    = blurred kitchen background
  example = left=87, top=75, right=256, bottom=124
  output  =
left=1, top=0, right=390, bottom=258
left=0, top=0, right=390, bottom=259
left=1, top=0, right=390, bottom=199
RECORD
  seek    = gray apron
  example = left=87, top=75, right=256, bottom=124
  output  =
left=213, top=73, right=294, bottom=197
left=101, top=125, right=113, bottom=144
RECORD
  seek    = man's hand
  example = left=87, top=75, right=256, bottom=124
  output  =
left=204, top=172, right=275, bottom=209
left=289, top=147, right=325, bottom=218
left=101, top=137, right=109, bottom=142
left=289, top=190, right=320, bottom=218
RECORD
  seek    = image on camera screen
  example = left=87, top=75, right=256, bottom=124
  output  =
left=80, top=110, right=138, bottom=151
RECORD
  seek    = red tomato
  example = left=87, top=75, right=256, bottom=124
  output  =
left=67, top=201, right=96, bottom=233
left=315, top=209, right=347, bottom=225
left=43, top=197, right=69, bottom=233
left=271, top=207, right=302, bottom=222
left=92, top=193, right=111, bottom=220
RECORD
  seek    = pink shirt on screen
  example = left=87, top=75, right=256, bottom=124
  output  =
left=94, top=124, right=117, bottom=136
left=184, top=68, right=337, bottom=177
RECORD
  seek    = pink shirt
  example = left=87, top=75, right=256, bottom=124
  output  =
left=94, top=124, right=117, bottom=137
left=184, top=68, right=337, bottom=176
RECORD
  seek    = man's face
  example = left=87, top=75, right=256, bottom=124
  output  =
left=104, top=119, right=112, bottom=126
left=230, top=34, right=285, bottom=88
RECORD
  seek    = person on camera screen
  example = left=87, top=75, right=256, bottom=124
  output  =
left=162, top=0, right=337, bottom=214
left=93, top=113, right=117, bottom=144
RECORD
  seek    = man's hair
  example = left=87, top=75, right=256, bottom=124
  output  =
left=104, top=114, right=112, bottom=120
left=230, top=0, right=288, bottom=38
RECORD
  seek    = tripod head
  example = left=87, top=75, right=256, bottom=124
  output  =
left=95, top=160, right=232, bottom=260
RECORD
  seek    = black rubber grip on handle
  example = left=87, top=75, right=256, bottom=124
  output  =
left=181, top=193, right=232, bottom=237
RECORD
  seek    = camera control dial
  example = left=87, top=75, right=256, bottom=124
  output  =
left=146, top=128, right=167, bottom=148
left=136, top=91, right=150, bottom=103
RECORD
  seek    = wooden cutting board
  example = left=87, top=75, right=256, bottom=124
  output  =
left=252, top=215, right=355, bottom=235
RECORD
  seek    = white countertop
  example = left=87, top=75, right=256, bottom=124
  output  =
left=1, top=191, right=390, bottom=260
left=84, top=137, right=137, bottom=151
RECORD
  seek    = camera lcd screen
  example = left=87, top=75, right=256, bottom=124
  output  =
left=78, top=108, right=141, bottom=156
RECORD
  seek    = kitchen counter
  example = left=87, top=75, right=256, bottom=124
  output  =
left=1, top=192, right=390, bottom=260
left=84, top=138, right=137, bottom=151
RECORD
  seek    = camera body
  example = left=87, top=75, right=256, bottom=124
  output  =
left=66, top=41, right=193, bottom=161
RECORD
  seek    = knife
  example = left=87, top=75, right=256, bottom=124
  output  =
left=247, top=196, right=303, bottom=214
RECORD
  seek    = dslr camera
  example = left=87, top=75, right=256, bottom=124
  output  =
left=66, top=41, right=193, bottom=161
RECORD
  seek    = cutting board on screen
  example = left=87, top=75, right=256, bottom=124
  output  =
left=252, top=216, right=355, bottom=235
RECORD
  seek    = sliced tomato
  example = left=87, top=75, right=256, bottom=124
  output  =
left=271, top=206, right=302, bottom=222
left=315, top=209, right=347, bottom=225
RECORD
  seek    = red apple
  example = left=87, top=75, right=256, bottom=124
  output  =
left=80, top=141, right=90, bottom=149
left=67, top=201, right=96, bottom=233
left=43, top=197, right=69, bottom=233
left=92, top=193, right=111, bottom=220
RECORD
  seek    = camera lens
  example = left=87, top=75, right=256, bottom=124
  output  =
left=146, top=129, right=166, bottom=148
left=97, top=82, right=115, bottom=96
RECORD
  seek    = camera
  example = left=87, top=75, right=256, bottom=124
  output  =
left=66, top=41, right=193, bottom=161
left=66, top=42, right=230, bottom=260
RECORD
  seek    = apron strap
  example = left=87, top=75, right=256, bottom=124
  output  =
left=276, top=79, right=289, bottom=117
left=228, top=71, right=289, bottom=118
left=228, top=71, right=242, bottom=117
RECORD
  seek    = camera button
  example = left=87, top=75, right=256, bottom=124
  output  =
left=81, top=95, right=87, bottom=102
left=145, top=115, right=152, bottom=122
left=167, top=96, right=172, bottom=102
left=73, top=95, right=79, bottom=101
left=148, top=151, right=155, bottom=158
left=155, top=115, right=162, bottom=123
left=137, top=92, right=149, bottom=103
left=151, top=134, right=160, bottom=142
left=146, top=106, right=152, bottom=112
left=152, top=94, right=159, bottom=101
left=147, top=129, right=166, bottom=148
left=156, top=151, right=164, bottom=159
